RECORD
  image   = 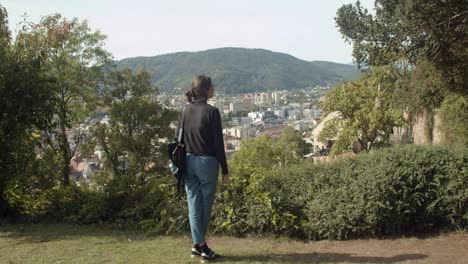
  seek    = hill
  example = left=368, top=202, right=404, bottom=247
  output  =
left=116, top=47, right=361, bottom=94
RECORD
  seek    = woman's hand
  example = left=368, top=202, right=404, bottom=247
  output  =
left=222, top=174, right=230, bottom=185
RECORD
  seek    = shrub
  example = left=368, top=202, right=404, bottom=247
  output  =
left=439, top=94, right=468, bottom=146
left=6, top=144, right=466, bottom=240
left=212, top=144, right=467, bottom=240
left=301, top=145, right=467, bottom=239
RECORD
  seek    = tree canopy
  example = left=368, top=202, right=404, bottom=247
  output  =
left=0, top=5, right=57, bottom=215
left=319, top=67, right=405, bottom=154
left=17, top=14, right=112, bottom=186
left=91, top=68, right=177, bottom=186
left=336, top=0, right=467, bottom=94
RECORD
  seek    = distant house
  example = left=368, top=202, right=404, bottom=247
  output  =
left=257, top=125, right=284, bottom=139
left=311, top=111, right=340, bottom=151
left=230, top=126, right=256, bottom=139
left=310, top=111, right=361, bottom=154
left=100, top=115, right=110, bottom=125
left=248, top=112, right=264, bottom=123
left=70, top=155, right=101, bottom=181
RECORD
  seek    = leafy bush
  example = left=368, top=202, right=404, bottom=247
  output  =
left=211, top=134, right=305, bottom=235
left=439, top=94, right=468, bottom=146
left=5, top=174, right=189, bottom=235
left=302, top=145, right=467, bottom=239
left=6, top=143, right=466, bottom=240
left=213, top=144, right=467, bottom=240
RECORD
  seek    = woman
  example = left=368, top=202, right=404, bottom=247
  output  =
left=177, top=75, right=229, bottom=262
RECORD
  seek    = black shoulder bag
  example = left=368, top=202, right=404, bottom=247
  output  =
left=167, top=107, right=187, bottom=197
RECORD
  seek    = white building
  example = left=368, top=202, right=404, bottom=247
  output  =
left=272, top=92, right=281, bottom=104
left=231, top=126, right=256, bottom=139
left=248, top=112, right=264, bottom=123
left=223, top=128, right=233, bottom=137
left=254, top=93, right=271, bottom=105
left=254, top=93, right=261, bottom=104
left=288, top=110, right=302, bottom=120
left=100, top=115, right=110, bottom=125
left=274, top=109, right=287, bottom=119
left=229, top=101, right=245, bottom=114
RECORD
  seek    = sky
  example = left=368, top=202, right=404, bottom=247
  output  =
left=0, top=0, right=375, bottom=64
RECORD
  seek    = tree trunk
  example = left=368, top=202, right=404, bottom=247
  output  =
left=59, top=110, right=71, bottom=187
left=402, top=111, right=414, bottom=144
left=0, top=181, right=7, bottom=219
left=357, top=138, right=368, bottom=152
left=61, top=146, right=70, bottom=186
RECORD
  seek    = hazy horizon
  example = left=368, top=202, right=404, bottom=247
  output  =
left=0, top=0, right=375, bottom=64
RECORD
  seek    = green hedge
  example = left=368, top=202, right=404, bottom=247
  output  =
left=213, top=145, right=467, bottom=239
left=5, top=145, right=467, bottom=240
left=5, top=176, right=188, bottom=235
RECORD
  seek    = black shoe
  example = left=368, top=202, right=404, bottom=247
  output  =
left=200, top=243, right=221, bottom=263
left=191, top=244, right=202, bottom=258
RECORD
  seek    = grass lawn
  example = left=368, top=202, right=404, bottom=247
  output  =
left=0, top=224, right=467, bottom=264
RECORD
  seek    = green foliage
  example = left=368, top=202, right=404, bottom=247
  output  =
left=0, top=6, right=57, bottom=216
left=217, top=145, right=467, bottom=240
left=336, top=0, right=401, bottom=68
left=278, top=126, right=312, bottom=157
left=3, top=146, right=61, bottom=218
left=335, top=0, right=467, bottom=122
left=15, top=14, right=112, bottom=186
left=212, top=133, right=307, bottom=235
left=2, top=5, right=466, bottom=242
left=91, top=68, right=177, bottom=181
left=319, top=66, right=405, bottom=154
left=6, top=137, right=466, bottom=240
left=396, top=60, right=449, bottom=111
left=99, top=176, right=188, bottom=234
left=116, top=48, right=361, bottom=94
left=5, top=174, right=188, bottom=234
left=304, top=145, right=468, bottom=239
left=439, top=94, right=468, bottom=146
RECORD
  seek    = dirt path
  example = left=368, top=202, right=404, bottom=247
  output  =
left=209, top=233, right=468, bottom=263
left=0, top=224, right=467, bottom=263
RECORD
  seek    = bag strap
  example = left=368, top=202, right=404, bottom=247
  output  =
left=176, top=106, right=187, bottom=198
left=177, top=106, right=186, bottom=143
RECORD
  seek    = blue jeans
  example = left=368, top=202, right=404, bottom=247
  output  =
left=185, top=154, right=219, bottom=244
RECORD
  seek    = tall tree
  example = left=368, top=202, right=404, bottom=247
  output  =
left=0, top=5, right=56, bottom=216
left=319, top=67, right=405, bottom=154
left=336, top=0, right=467, bottom=94
left=18, top=14, right=112, bottom=186
left=91, top=68, right=176, bottom=186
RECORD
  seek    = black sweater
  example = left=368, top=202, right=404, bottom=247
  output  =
left=176, top=100, right=228, bottom=175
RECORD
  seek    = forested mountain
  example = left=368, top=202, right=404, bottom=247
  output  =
left=116, top=48, right=361, bottom=94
